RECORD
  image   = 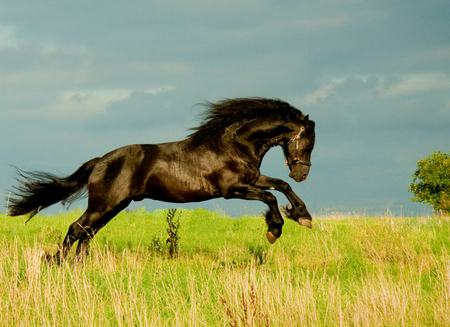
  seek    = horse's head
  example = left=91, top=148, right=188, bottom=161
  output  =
left=282, top=115, right=315, bottom=183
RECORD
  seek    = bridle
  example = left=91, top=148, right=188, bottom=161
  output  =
left=283, top=126, right=312, bottom=167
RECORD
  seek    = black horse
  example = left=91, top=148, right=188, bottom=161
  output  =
left=8, top=98, right=315, bottom=262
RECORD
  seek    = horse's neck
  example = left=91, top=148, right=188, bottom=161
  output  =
left=231, top=120, right=292, bottom=159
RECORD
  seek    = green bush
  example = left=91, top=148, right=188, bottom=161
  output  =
left=409, top=151, right=450, bottom=215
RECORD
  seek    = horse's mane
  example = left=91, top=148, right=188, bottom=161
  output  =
left=187, top=98, right=304, bottom=149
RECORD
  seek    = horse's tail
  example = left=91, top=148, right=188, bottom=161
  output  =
left=7, top=157, right=101, bottom=218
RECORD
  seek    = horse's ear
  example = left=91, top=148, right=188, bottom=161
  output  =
left=304, top=115, right=309, bottom=122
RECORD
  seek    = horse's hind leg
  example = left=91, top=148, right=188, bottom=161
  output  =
left=47, top=209, right=103, bottom=264
left=50, top=206, right=125, bottom=264
left=74, top=199, right=133, bottom=262
left=73, top=232, right=95, bottom=263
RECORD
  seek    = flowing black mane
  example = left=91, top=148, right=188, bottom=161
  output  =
left=187, top=98, right=305, bottom=149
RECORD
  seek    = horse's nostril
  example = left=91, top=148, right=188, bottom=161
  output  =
left=302, top=174, right=307, bottom=181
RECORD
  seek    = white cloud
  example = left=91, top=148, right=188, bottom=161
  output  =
left=300, top=73, right=450, bottom=106
left=301, top=83, right=336, bottom=105
left=383, top=73, right=450, bottom=97
left=83, top=86, right=186, bottom=132
left=299, top=75, right=388, bottom=105
left=45, top=84, right=177, bottom=119
left=145, top=85, right=177, bottom=95
left=46, top=89, right=132, bottom=118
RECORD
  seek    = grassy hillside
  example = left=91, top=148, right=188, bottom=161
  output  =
left=1, top=208, right=450, bottom=326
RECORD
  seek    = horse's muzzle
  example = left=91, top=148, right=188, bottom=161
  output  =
left=289, top=171, right=308, bottom=182
left=298, top=219, right=312, bottom=229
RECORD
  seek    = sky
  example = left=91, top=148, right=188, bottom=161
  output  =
left=1, top=0, right=449, bottom=218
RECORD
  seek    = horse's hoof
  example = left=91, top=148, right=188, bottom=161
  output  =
left=42, top=252, right=61, bottom=265
left=298, top=219, right=312, bottom=229
left=42, top=254, right=53, bottom=264
left=266, top=231, right=278, bottom=244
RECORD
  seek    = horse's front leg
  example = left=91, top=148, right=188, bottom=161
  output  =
left=227, top=185, right=285, bottom=243
left=255, top=175, right=312, bottom=229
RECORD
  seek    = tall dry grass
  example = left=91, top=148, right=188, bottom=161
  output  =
left=1, top=210, right=450, bottom=326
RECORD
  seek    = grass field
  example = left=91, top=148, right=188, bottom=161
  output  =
left=1, top=208, right=450, bottom=326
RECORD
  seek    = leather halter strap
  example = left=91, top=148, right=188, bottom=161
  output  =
left=283, top=126, right=312, bottom=167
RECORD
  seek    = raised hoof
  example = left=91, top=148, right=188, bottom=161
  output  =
left=298, top=219, right=312, bottom=229
left=266, top=231, right=279, bottom=244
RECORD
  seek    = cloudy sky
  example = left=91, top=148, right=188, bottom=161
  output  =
left=1, top=0, right=449, bottom=217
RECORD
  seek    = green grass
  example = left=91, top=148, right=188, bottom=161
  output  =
left=1, top=208, right=450, bottom=326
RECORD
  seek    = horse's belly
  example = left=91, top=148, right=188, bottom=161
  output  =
left=143, top=175, right=220, bottom=203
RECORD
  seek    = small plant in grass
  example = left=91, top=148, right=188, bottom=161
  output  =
left=166, top=208, right=181, bottom=258
left=148, top=235, right=165, bottom=254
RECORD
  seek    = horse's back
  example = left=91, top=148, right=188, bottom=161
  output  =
left=86, top=142, right=221, bottom=204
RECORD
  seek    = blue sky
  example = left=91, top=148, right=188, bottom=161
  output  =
left=1, top=0, right=449, bottom=217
